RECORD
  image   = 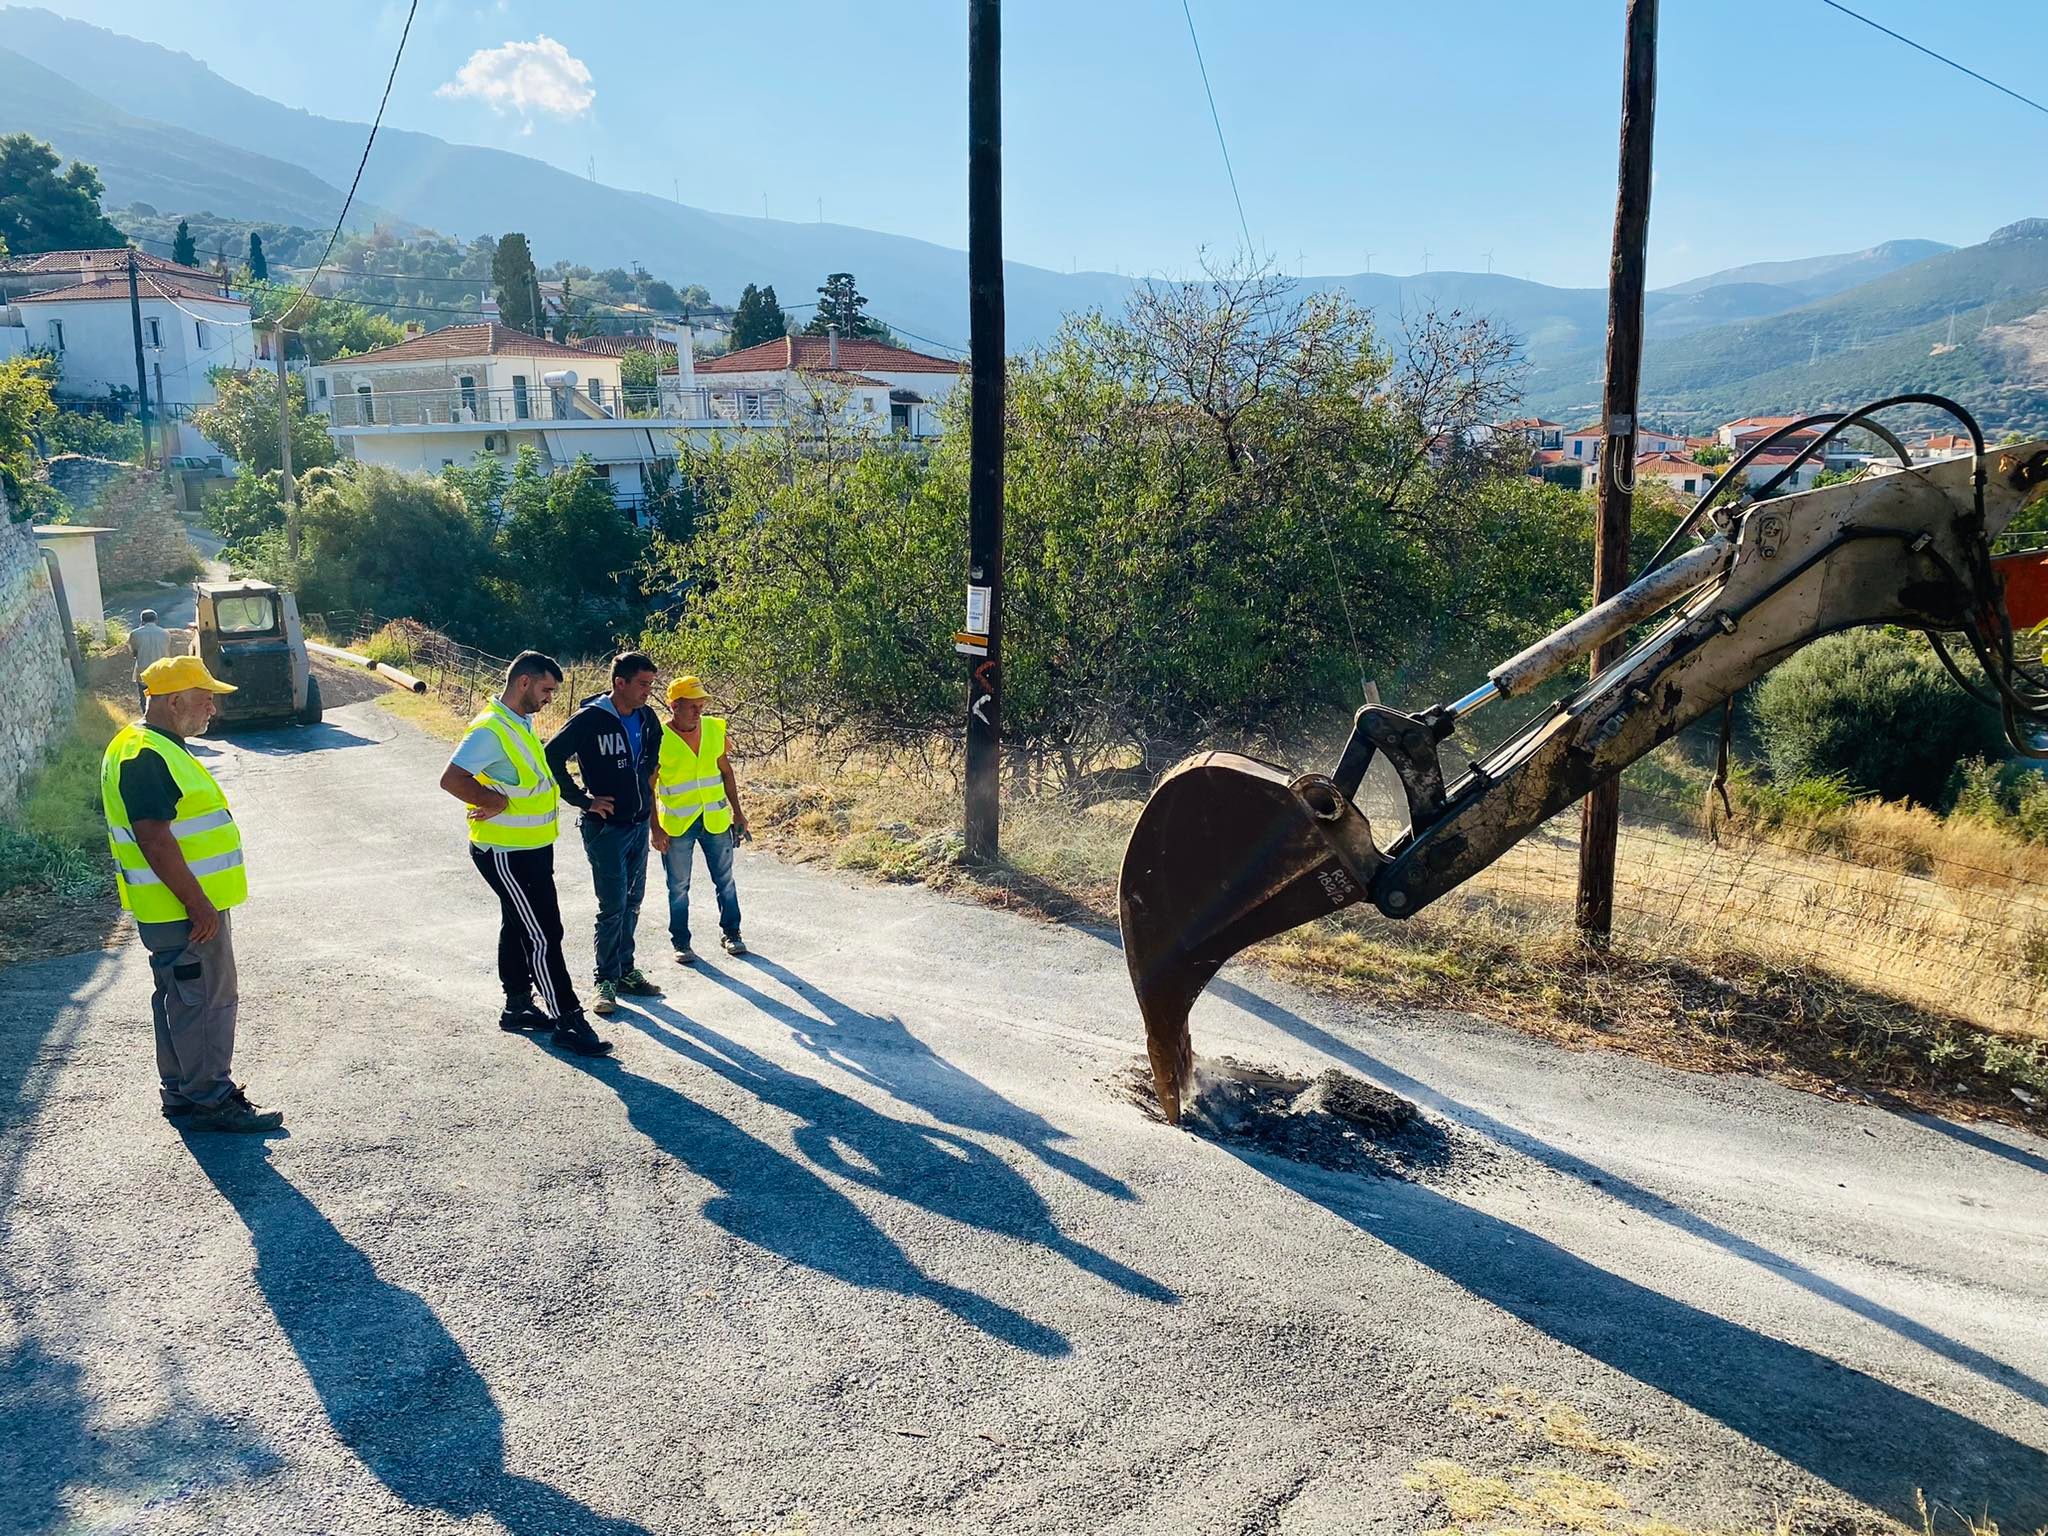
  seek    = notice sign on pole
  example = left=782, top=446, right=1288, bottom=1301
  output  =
left=965, top=584, right=991, bottom=637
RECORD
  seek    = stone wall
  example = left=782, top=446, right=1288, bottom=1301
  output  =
left=46, top=456, right=198, bottom=590
left=0, top=490, right=79, bottom=818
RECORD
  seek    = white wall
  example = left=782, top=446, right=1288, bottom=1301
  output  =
left=15, top=294, right=251, bottom=410
left=31, top=530, right=106, bottom=632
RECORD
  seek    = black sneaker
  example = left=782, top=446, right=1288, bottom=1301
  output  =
left=720, top=933, right=747, bottom=957
left=188, top=1093, right=285, bottom=1134
left=550, top=1014, right=614, bottom=1057
left=160, top=1101, right=199, bottom=1121
left=499, top=999, right=551, bottom=1032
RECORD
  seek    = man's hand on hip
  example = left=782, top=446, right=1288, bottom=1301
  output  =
left=467, top=787, right=510, bottom=820
left=186, top=895, right=221, bottom=945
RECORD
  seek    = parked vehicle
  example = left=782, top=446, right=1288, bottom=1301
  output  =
left=194, top=580, right=321, bottom=726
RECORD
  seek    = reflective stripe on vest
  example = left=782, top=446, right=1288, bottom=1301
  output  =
left=466, top=701, right=560, bottom=849
left=655, top=717, right=732, bottom=835
left=100, top=723, right=249, bottom=923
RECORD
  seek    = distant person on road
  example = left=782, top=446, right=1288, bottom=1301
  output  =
left=544, top=650, right=666, bottom=1018
left=129, top=610, right=171, bottom=709
left=437, top=651, right=612, bottom=1058
left=102, top=654, right=282, bottom=1133
left=651, top=674, right=750, bottom=965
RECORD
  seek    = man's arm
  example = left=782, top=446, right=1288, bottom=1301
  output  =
left=132, top=819, right=220, bottom=942
left=440, top=762, right=508, bottom=819
left=543, top=712, right=614, bottom=818
left=718, top=742, right=748, bottom=838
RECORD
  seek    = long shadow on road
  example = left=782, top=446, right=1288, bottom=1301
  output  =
left=735, top=953, right=1136, bottom=1201
left=1205, top=978, right=2048, bottom=1528
left=187, top=1139, right=655, bottom=1535
left=634, top=980, right=1176, bottom=1308
left=547, top=1044, right=1075, bottom=1357
left=1242, top=1146, right=2048, bottom=1529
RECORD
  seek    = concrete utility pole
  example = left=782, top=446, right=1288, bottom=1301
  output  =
left=127, top=253, right=153, bottom=469
left=1576, top=0, right=1659, bottom=943
left=272, top=327, right=298, bottom=558
left=962, top=0, right=1005, bottom=861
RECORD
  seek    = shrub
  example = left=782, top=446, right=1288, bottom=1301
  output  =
left=203, top=471, right=287, bottom=548
left=1752, top=628, right=2004, bottom=806
left=1951, top=756, right=2048, bottom=843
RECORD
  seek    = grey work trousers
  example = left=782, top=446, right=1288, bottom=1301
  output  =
left=137, top=909, right=240, bottom=1112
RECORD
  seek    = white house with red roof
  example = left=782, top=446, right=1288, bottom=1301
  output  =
left=697, top=332, right=964, bottom=437
left=0, top=248, right=253, bottom=460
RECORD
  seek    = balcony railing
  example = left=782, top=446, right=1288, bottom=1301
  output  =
left=315, top=382, right=788, bottom=429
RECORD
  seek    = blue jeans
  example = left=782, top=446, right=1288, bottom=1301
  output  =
left=662, top=822, right=740, bottom=951
left=579, top=815, right=649, bottom=983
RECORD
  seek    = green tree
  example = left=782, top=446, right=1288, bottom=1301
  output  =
left=0, top=134, right=125, bottom=256
left=248, top=232, right=268, bottom=281
left=619, top=346, right=663, bottom=408
left=202, top=469, right=288, bottom=548
left=551, top=275, right=577, bottom=343
left=651, top=266, right=1554, bottom=780
left=439, top=452, right=511, bottom=533
left=492, top=232, right=540, bottom=335
left=493, top=448, right=647, bottom=654
left=1753, top=628, right=2003, bottom=806
left=1692, top=442, right=1732, bottom=466
left=286, top=463, right=498, bottom=635
left=644, top=279, right=679, bottom=314
left=804, top=272, right=882, bottom=339
left=728, top=283, right=787, bottom=350
left=172, top=220, right=197, bottom=266
left=0, top=354, right=58, bottom=521
left=191, top=368, right=337, bottom=477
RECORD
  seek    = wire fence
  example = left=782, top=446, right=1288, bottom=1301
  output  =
left=308, top=608, right=2048, bottom=1036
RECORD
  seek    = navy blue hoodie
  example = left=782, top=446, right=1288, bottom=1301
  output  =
left=543, top=693, right=662, bottom=826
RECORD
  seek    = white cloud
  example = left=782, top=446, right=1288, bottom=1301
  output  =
left=437, top=35, right=595, bottom=122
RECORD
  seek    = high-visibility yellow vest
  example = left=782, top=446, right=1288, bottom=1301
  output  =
left=656, top=717, right=732, bottom=836
left=100, top=723, right=248, bottom=924
left=465, top=701, right=560, bottom=849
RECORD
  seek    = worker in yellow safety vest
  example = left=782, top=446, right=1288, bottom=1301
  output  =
left=101, top=655, right=282, bottom=1133
left=438, top=650, right=612, bottom=1057
left=650, top=674, right=750, bottom=965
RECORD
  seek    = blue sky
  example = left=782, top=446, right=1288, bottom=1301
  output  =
left=30, top=0, right=2048, bottom=287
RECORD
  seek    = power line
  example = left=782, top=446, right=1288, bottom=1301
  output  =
left=273, top=0, right=419, bottom=329
left=1179, top=0, right=1256, bottom=259
left=1817, top=0, right=2048, bottom=117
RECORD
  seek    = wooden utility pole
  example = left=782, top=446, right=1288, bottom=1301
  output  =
left=272, top=327, right=299, bottom=559
left=962, top=0, right=1005, bottom=861
left=126, top=253, right=153, bottom=470
left=1576, top=0, right=1659, bottom=942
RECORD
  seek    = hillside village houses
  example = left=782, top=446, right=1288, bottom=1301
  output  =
left=307, top=322, right=963, bottom=515
left=0, top=249, right=254, bottom=461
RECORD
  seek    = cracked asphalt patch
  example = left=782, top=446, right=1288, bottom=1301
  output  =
left=1, top=698, right=2044, bottom=1533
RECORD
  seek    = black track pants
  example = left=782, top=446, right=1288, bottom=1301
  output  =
left=470, top=843, right=583, bottom=1021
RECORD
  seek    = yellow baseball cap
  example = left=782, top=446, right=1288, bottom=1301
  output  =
left=665, top=674, right=710, bottom=704
left=141, top=655, right=237, bottom=696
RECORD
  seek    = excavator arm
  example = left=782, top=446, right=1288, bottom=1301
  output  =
left=1121, top=411, right=2048, bottom=1123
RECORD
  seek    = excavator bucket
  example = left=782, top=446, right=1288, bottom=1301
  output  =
left=1118, top=752, right=1378, bottom=1123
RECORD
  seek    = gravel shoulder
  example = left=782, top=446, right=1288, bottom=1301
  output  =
left=1, top=696, right=2044, bottom=1535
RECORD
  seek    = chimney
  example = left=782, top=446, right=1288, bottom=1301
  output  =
left=827, top=324, right=839, bottom=369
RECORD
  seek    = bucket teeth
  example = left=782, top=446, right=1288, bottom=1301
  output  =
left=1117, top=752, right=1377, bottom=1122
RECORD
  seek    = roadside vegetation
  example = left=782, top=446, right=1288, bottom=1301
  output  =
left=236, top=264, right=2048, bottom=1125
left=0, top=660, right=127, bottom=965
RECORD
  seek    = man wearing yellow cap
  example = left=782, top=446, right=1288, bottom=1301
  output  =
left=100, top=655, right=282, bottom=1133
left=650, top=674, right=750, bottom=964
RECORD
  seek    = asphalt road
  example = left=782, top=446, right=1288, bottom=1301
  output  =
left=2, top=697, right=2044, bottom=1535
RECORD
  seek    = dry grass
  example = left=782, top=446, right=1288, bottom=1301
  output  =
left=1405, top=1386, right=2037, bottom=1536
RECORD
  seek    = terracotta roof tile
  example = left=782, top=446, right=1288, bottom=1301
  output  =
left=323, top=322, right=596, bottom=367
left=15, top=271, right=243, bottom=305
left=570, top=335, right=679, bottom=361
left=0, top=248, right=216, bottom=282
left=699, top=334, right=961, bottom=375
